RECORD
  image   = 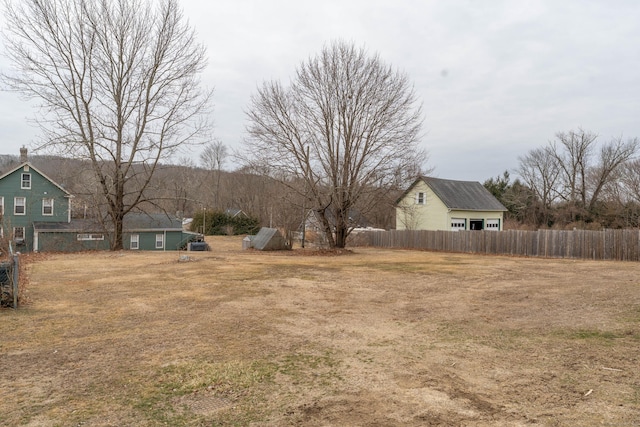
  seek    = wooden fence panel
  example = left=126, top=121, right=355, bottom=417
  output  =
left=353, top=229, right=640, bottom=261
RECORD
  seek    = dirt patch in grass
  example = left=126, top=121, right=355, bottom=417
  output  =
left=1, top=235, right=639, bottom=426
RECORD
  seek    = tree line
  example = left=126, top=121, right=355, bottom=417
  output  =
left=485, top=128, right=640, bottom=229
left=3, top=124, right=639, bottom=242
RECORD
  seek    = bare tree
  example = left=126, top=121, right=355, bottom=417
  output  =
left=200, top=140, right=228, bottom=209
left=244, top=40, right=426, bottom=248
left=152, top=156, right=201, bottom=218
left=517, top=146, right=561, bottom=225
left=548, top=129, right=597, bottom=213
left=549, top=130, right=638, bottom=220
left=587, top=136, right=639, bottom=212
left=2, top=0, right=212, bottom=249
left=200, top=140, right=228, bottom=171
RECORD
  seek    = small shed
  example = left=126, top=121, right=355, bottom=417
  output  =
left=250, top=228, right=289, bottom=251
left=242, top=235, right=254, bottom=250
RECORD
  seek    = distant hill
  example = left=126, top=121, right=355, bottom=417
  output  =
left=0, top=152, right=397, bottom=230
left=0, top=154, right=20, bottom=174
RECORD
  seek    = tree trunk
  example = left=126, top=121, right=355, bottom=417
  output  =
left=112, top=210, right=124, bottom=250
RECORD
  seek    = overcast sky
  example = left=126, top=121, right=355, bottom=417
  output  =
left=2, top=0, right=640, bottom=182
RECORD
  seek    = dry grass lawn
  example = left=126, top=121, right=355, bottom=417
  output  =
left=1, top=236, right=639, bottom=426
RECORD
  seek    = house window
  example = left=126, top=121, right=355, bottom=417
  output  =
left=155, top=233, right=164, bottom=249
left=13, top=227, right=25, bottom=244
left=14, top=197, right=26, bottom=215
left=130, top=234, right=139, bottom=250
left=77, top=234, right=105, bottom=241
left=416, top=192, right=426, bottom=205
left=42, top=198, right=54, bottom=216
left=21, top=173, right=31, bottom=189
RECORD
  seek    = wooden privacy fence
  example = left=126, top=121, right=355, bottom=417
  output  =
left=351, top=229, right=640, bottom=261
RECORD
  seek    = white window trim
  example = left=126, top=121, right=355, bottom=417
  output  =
left=416, top=192, right=426, bottom=205
left=21, top=173, right=31, bottom=189
left=0, top=196, right=3, bottom=215
left=130, top=234, right=139, bottom=250
left=77, top=233, right=105, bottom=241
left=13, top=226, right=25, bottom=242
left=42, top=198, right=54, bottom=216
left=155, top=233, right=164, bottom=249
left=14, top=197, right=26, bottom=215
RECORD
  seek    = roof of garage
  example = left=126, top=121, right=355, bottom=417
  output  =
left=398, top=176, right=507, bottom=211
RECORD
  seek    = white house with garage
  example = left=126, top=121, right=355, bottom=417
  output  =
left=395, top=176, right=507, bottom=231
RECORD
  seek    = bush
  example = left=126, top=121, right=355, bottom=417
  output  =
left=190, top=210, right=260, bottom=236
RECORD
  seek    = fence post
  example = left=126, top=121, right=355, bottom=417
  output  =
left=12, top=254, right=19, bottom=309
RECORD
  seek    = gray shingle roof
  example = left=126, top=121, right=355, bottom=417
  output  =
left=34, top=213, right=182, bottom=232
left=423, top=177, right=507, bottom=211
left=122, top=213, right=182, bottom=230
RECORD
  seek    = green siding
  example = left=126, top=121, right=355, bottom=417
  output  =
left=2, top=162, right=188, bottom=252
left=125, top=231, right=187, bottom=251
left=37, top=232, right=111, bottom=252
left=37, top=230, right=187, bottom=252
left=0, top=165, right=70, bottom=251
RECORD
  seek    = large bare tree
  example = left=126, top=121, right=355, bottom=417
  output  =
left=200, top=140, right=228, bottom=209
left=2, top=0, right=212, bottom=249
left=548, top=129, right=598, bottom=210
left=587, top=135, right=639, bottom=212
left=244, top=41, right=425, bottom=248
left=517, top=146, right=561, bottom=225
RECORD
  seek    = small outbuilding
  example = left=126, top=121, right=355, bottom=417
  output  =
left=247, top=227, right=290, bottom=251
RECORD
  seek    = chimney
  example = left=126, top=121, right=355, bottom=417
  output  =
left=20, top=146, right=28, bottom=163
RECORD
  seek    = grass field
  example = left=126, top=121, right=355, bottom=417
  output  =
left=1, top=236, right=639, bottom=426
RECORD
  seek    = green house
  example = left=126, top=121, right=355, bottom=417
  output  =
left=0, top=151, right=72, bottom=252
left=0, top=149, right=197, bottom=252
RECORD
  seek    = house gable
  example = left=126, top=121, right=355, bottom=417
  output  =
left=0, top=161, right=72, bottom=251
left=396, top=179, right=449, bottom=230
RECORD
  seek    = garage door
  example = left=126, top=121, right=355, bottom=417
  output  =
left=451, top=218, right=466, bottom=231
left=486, top=219, right=500, bottom=230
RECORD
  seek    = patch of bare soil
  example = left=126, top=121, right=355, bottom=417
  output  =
left=0, top=235, right=639, bottom=426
